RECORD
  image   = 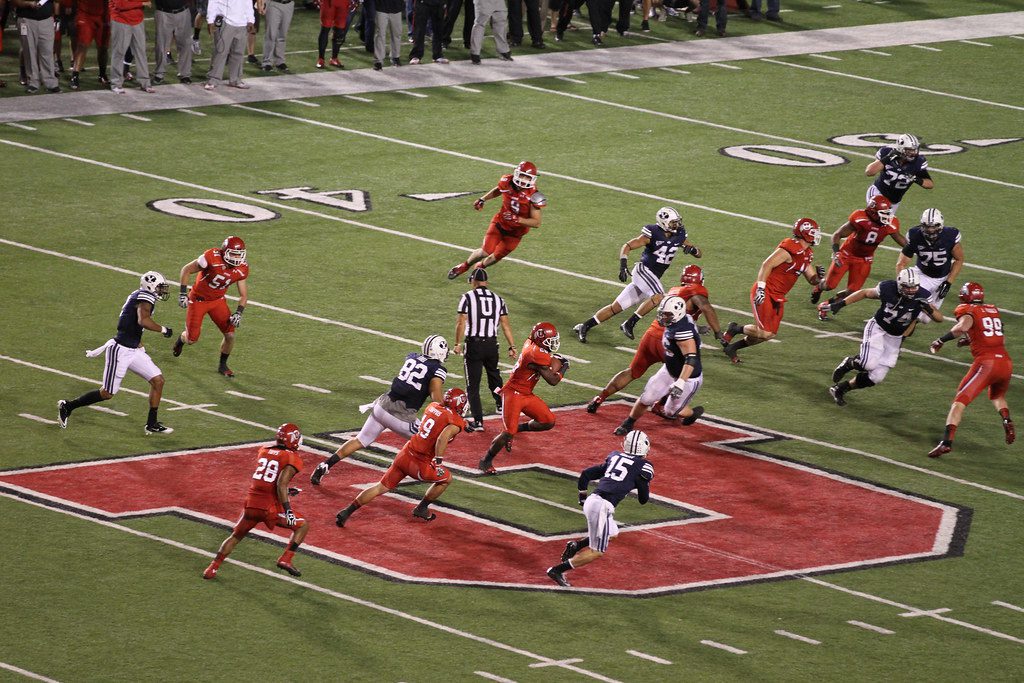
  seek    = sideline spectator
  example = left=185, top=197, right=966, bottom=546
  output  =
left=261, top=0, right=293, bottom=71
left=109, top=0, right=155, bottom=92
left=154, top=0, right=195, bottom=83
left=409, top=0, right=446, bottom=64
left=373, top=0, right=403, bottom=69
left=245, top=0, right=262, bottom=64
left=694, top=0, right=726, bottom=37
left=204, top=0, right=255, bottom=89
left=747, top=0, right=780, bottom=21
left=13, top=0, right=60, bottom=93
left=442, top=0, right=473, bottom=51
left=316, top=0, right=349, bottom=67
left=509, top=0, right=544, bottom=48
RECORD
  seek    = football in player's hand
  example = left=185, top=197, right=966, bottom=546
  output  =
left=549, top=356, right=563, bottom=375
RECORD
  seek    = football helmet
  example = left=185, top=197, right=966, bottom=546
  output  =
left=657, top=295, right=687, bottom=325
left=422, top=334, right=450, bottom=362
left=222, top=235, right=247, bottom=266
left=655, top=207, right=683, bottom=234
left=276, top=423, right=303, bottom=450
left=865, top=195, right=894, bottom=227
left=894, top=133, right=920, bottom=159
left=959, top=281, right=984, bottom=304
left=530, top=322, right=560, bottom=353
left=443, top=387, right=469, bottom=417
left=512, top=161, right=538, bottom=190
left=139, top=271, right=170, bottom=300
left=793, top=217, right=821, bottom=246
left=897, top=268, right=920, bottom=296
left=622, top=429, right=650, bottom=458
left=920, top=208, right=944, bottom=242
left=679, top=264, right=704, bottom=286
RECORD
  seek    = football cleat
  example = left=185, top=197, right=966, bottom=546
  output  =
left=202, top=564, right=217, bottom=579
left=586, top=396, right=603, bottom=414
left=335, top=508, right=353, bottom=527
left=810, top=287, right=822, bottom=305
left=478, top=457, right=497, bottom=475
left=329, top=58, right=343, bottom=68
left=828, top=384, right=847, bottom=407
left=465, top=420, right=484, bottom=432
left=310, top=462, right=329, bottom=486
left=832, top=356, right=856, bottom=383
left=573, top=323, right=588, bottom=344
left=650, top=401, right=671, bottom=420
left=721, top=322, right=743, bottom=344
left=172, top=337, right=185, bottom=356
left=1005, top=419, right=1016, bottom=445
left=316, top=57, right=325, bottom=69
left=276, top=559, right=301, bottom=577
left=723, top=344, right=741, bottom=364
left=57, top=400, right=70, bottom=429
left=613, top=419, right=634, bottom=437
left=681, top=406, right=704, bottom=426
left=546, top=567, right=571, bottom=587
left=145, top=422, right=174, bottom=435
left=817, top=303, right=831, bottom=322
left=412, top=505, right=437, bottom=522
left=218, top=365, right=235, bottom=377
left=928, top=442, right=952, bottom=458
left=620, top=319, right=636, bottom=340
left=561, top=540, right=582, bottom=562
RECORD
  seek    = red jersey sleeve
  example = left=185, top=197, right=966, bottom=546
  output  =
left=497, top=174, right=513, bottom=192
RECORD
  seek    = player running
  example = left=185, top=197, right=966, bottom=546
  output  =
left=864, top=132, right=933, bottom=213
left=446, top=161, right=546, bottom=279
left=927, top=282, right=1015, bottom=457
left=895, top=208, right=964, bottom=323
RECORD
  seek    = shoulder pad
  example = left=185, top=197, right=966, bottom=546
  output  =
left=530, top=191, right=547, bottom=208
left=498, top=175, right=513, bottom=191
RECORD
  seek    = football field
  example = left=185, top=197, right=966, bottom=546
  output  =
left=2, top=3, right=1024, bottom=681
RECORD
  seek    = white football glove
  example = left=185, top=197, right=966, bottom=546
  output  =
left=228, top=311, right=243, bottom=328
left=753, top=284, right=766, bottom=306
left=178, top=293, right=189, bottom=309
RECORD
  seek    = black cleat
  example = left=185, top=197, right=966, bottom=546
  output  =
left=561, top=540, right=582, bottom=562
left=335, top=508, right=353, bottom=527
left=620, top=319, right=636, bottom=340
left=470, top=54, right=481, bottom=65
left=70, top=73, right=80, bottom=90
left=573, top=323, right=588, bottom=344
left=172, top=337, right=185, bottom=356
left=1005, top=419, right=1016, bottom=445
left=145, top=422, right=174, bottom=435
left=829, top=384, right=847, bottom=407
left=586, top=396, right=603, bottom=414
left=722, top=322, right=744, bottom=344
left=412, top=505, right=437, bottom=521
left=310, top=462, right=329, bottom=485
left=547, top=567, right=571, bottom=587
left=218, top=365, right=235, bottom=378
left=928, top=441, right=952, bottom=458
left=499, top=52, right=513, bottom=61
left=832, top=356, right=856, bottom=383
left=723, top=343, right=741, bottom=364
left=810, top=287, right=822, bottom=305
left=680, top=406, right=704, bottom=426
left=57, top=400, right=70, bottom=428
left=478, top=457, right=497, bottom=474
left=613, top=419, right=634, bottom=436
left=276, top=559, right=301, bottom=576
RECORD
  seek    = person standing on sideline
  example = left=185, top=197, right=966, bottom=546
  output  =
left=747, top=0, right=780, bottom=21
left=13, top=0, right=61, bottom=93
left=372, top=0, right=403, bottom=69
left=694, top=0, right=727, bottom=37
left=154, top=0, right=195, bottom=84
left=203, top=0, right=254, bottom=89
left=453, top=268, right=517, bottom=432
left=58, top=272, right=175, bottom=435
left=546, top=430, right=654, bottom=588
left=408, top=0, right=446, bottom=64
left=315, top=0, right=349, bottom=67
left=260, top=0, right=293, bottom=71
left=467, top=0, right=510, bottom=63
left=109, top=0, right=156, bottom=93
left=70, top=0, right=111, bottom=89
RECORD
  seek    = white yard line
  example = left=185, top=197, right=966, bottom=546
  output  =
left=120, top=114, right=151, bottom=122
left=343, top=95, right=373, bottom=102
left=359, top=375, right=391, bottom=386
left=396, top=90, right=429, bottom=98
left=708, top=63, right=742, bottom=70
left=625, top=649, right=672, bottom=664
left=62, top=118, right=94, bottom=126
left=287, top=99, right=320, bottom=107
left=909, top=44, right=942, bottom=51
left=859, top=49, right=890, bottom=56
left=959, top=40, right=992, bottom=46
left=18, top=413, right=59, bottom=425
left=88, top=405, right=127, bottom=416
left=808, top=54, right=842, bottom=61
left=607, top=72, right=640, bottom=79
left=555, top=76, right=587, bottom=84
left=658, top=67, right=690, bottom=74
left=225, top=390, right=265, bottom=401
left=0, top=661, right=61, bottom=683
left=293, top=383, right=332, bottom=394
left=700, top=640, right=746, bottom=654
left=450, top=85, right=482, bottom=93
left=774, top=630, right=821, bottom=645
left=6, top=122, right=36, bottom=130
left=992, top=600, right=1024, bottom=613
left=474, top=673, right=517, bottom=683
left=179, top=109, right=207, bottom=116
left=847, top=620, right=894, bottom=634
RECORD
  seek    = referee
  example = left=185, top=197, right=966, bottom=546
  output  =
left=454, top=268, right=516, bottom=432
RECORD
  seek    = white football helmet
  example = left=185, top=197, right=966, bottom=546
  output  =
left=623, top=430, right=651, bottom=458
left=139, top=271, right=169, bottom=300
left=897, top=268, right=920, bottom=296
left=422, top=334, right=449, bottom=362
left=656, top=207, right=683, bottom=234
left=894, top=133, right=920, bottom=159
left=657, top=295, right=687, bottom=326
left=920, top=208, right=944, bottom=242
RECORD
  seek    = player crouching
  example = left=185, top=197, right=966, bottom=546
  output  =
left=203, top=423, right=308, bottom=579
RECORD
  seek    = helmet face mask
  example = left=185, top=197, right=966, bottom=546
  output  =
left=897, top=269, right=920, bottom=297
left=276, top=423, right=302, bottom=450
left=622, top=430, right=650, bottom=458
left=422, top=335, right=450, bottom=362
left=959, top=281, right=984, bottom=304
left=222, top=235, right=247, bottom=267
left=679, top=264, right=704, bottom=286
left=656, top=207, right=683, bottom=234
left=919, top=208, right=944, bottom=242
left=793, top=218, right=821, bottom=246
left=443, top=387, right=469, bottom=417
left=512, top=161, right=538, bottom=190
left=657, top=295, right=687, bottom=326
left=866, top=196, right=894, bottom=227
left=895, top=133, right=920, bottom=160
left=140, top=271, right=169, bottom=301
left=530, top=322, right=560, bottom=353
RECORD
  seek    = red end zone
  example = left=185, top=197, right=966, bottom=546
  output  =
left=0, top=403, right=969, bottom=595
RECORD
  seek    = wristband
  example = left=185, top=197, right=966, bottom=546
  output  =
left=160, top=326, right=167, bottom=335
left=619, top=257, right=628, bottom=270
left=938, top=332, right=956, bottom=343
left=180, top=284, right=187, bottom=293
left=235, top=304, right=245, bottom=315
left=831, top=299, right=847, bottom=313
left=282, top=501, right=292, bottom=512
left=832, top=243, right=840, bottom=254
left=756, top=281, right=766, bottom=289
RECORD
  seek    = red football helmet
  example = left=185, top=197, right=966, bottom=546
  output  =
left=865, top=195, right=894, bottom=227
left=959, top=282, right=984, bottom=304
left=530, top=321, right=560, bottom=353
left=512, top=161, right=538, bottom=190
left=222, top=236, right=247, bottom=267
left=679, top=264, right=704, bottom=286
left=793, top=218, right=821, bottom=246
left=276, top=423, right=302, bottom=450
left=443, top=387, right=469, bottom=417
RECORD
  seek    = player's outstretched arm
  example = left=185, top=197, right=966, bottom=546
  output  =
left=865, top=160, right=884, bottom=177
left=930, top=314, right=972, bottom=354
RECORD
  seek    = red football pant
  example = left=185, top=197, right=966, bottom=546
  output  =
left=185, top=297, right=234, bottom=342
left=76, top=11, right=111, bottom=48
left=750, top=284, right=785, bottom=335
left=825, top=256, right=873, bottom=292
left=500, top=391, right=554, bottom=434
left=482, top=218, right=523, bottom=263
left=320, top=0, right=350, bottom=28
left=629, top=326, right=664, bottom=379
left=954, top=355, right=1013, bottom=405
left=380, top=447, right=452, bottom=489
left=232, top=506, right=305, bottom=535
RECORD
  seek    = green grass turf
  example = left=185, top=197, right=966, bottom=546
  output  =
left=2, top=7, right=1023, bottom=682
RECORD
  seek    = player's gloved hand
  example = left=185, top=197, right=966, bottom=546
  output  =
left=957, top=335, right=971, bottom=348
left=682, top=244, right=701, bottom=258
left=288, top=487, right=302, bottom=496
left=817, top=302, right=832, bottom=321
left=501, top=211, right=520, bottom=225
left=552, top=353, right=570, bottom=376
left=716, top=331, right=728, bottom=349
left=618, top=257, right=629, bottom=283
left=473, top=198, right=485, bottom=211
left=815, top=265, right=826, bottom=283
left=833, top=255, right=842, bottom=269
left=228, top=310, right=243, bottom=328
left=284, top=508, right=297, bottom=527
left=929, top=339, right=944, bottom=355
left=161, top=326, right=174, bottom=338
left=178, top=293, right=189, bottom=309
left=937, top=281, right=951, bottom=298
left=753, top=284, right=766, bottom=306
left=668, top=385, right=684, bottom=399
left=578, top=491, right=587, bottom=506
left=881, top=148, right=901, bottom=165
left=697, top=324, right=711, bottom=336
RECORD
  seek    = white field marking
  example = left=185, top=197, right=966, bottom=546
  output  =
left=505, top=82, right=1024, bottom=192
left=708, top=62, right=742, bottom=70
left=0, top=661, right=61, bottom=683
left=614, top=346, right=637, bottom=353
left=847, top=620, right=894, bottom=635
left=529, top=658, right=584, bottom=668
left=700, top=640, right=746, bottom=655
left=88, top=405, right=127, bottom=416
left=396, top=90, right=428, bottom=98
left=774, top=630, right=821, bottom=645
left=18, top=413, right=59, bottom=426
left=6, top=122, right=36, bottom=131
left=1011, top=35, right=1024, bottom=40
left=343, top=95, right=374, bottom=102
left=607, top=72, right=640, bottom=79
left=761, top=59, right=1024, bottom=113
left=813, top=330, right=854, bottom=339
left=0, top=492, right=623, bottom=683
left=959, top=39, right=992, bottom=46
left=450, top=85, right=482, bottom=93
left=809, top=53, right=842, bottom=61
left=899, top=608, right=951, bottom=617
left=555, top=76, right=586, bottom=84
left=293, top=383, right=332, bottom=393
left=166, top=403, right=218, bottom=411
left=909, top=44, right=942, bottom=51
left=120, top=114, right=151, bottom=122
left=224, top=390, right=265, bottom=401
left=625, top=650, right=672, bottom=664
left=658, top=67, right=690, bottom=74
left=556, top=353, right=589, bottom=363
left=359, top=375, right=392, bottom=386
left=873, top=1, right=889, bottom=4
left=993, top=601, right=1024, bottom=613
left=287, top=99, right=320, bottom=107
left=62, top=118, right=94, bottom=126
left=859, top=49, right=891, bottom=56
left=823, top=4, right=841, bottom=8
left=179, top=109, right=207, bottom=116
left=474, top=673, right=517, bottom=683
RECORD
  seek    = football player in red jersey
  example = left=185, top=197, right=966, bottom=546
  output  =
left=203, top=423, right=308, bottom=579
left=722, top=218, right=825, bottom=363
left=335, top=388, right=469, bottom=526
left=479, top=322, right=565, bottom=474
left=588, top=265, right=723, bottom=414
left=447, top=161, right=547, bottom=279
left=173, top=236, right=250, bottom=377
left=927, top=282, right=1015, bottom=457
left=810, top=195, right=907, bottom=305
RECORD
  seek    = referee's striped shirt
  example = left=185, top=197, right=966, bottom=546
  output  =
left=458, top=287, right=508, bottom=338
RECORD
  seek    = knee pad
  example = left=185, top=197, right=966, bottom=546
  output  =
left=854, top=371, right=876, bottom=388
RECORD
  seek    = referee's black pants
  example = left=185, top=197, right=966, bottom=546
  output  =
left=464, top=338, right=503, bottom=422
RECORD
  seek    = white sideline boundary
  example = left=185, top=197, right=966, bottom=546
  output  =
left=0, top=661, right=61, bottom=683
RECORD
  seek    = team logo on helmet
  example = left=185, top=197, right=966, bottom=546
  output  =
left=793, top=218, right=821, bottom=246
left=530, top=322, right=560, bottom=353
left=897, top=269, right=920, bottom=296
left=422, top=335, right=450, bottom=362
left=443, top=387, right=469, bottom=417
left=656, top=207, right=683, bottom=234
left=140, top=271, right=170, bottom=300
left=958, top=281, right=984, bottom=305
left=657, top=295, right=687, bottom=326
left=895, top=133, right=920, bottom=159
left=276, top=423, right=303, bottom=450
left=866, top=195, right=895, bottom=227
